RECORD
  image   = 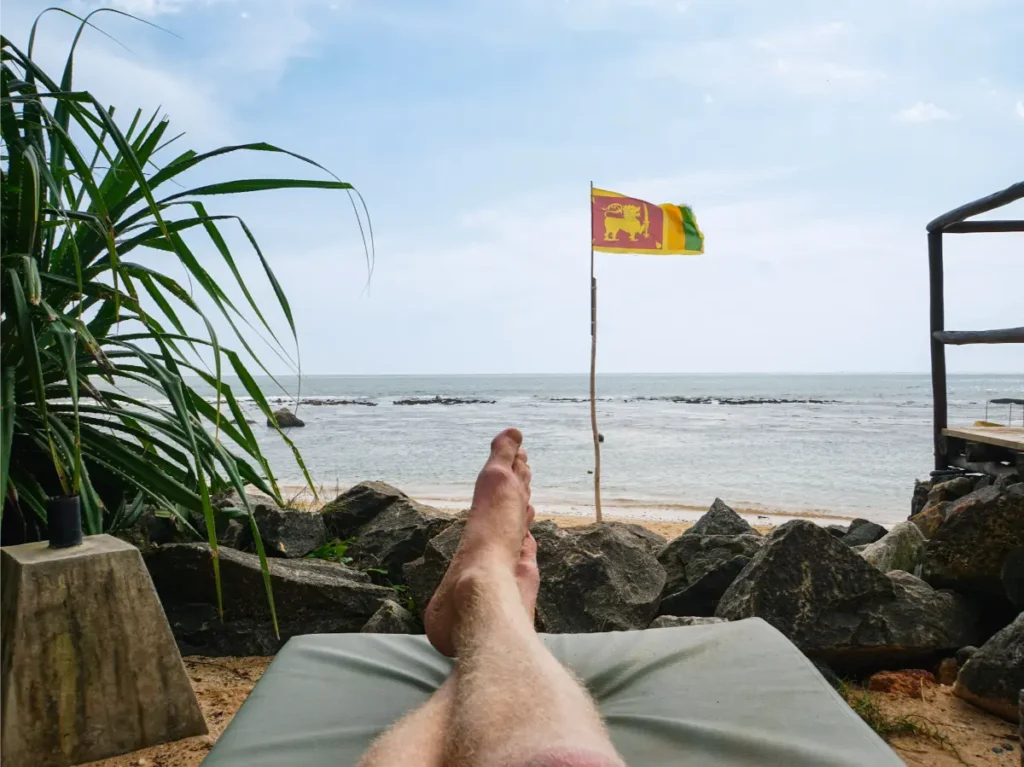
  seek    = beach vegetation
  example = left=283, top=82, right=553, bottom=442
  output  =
left=0, top=9, right=370, bottom=635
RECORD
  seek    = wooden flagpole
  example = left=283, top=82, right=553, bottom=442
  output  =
left=589, top=181, right=603, bottom=522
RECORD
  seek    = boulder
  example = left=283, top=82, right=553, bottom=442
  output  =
left=909, top=502, right=948, bottom=540
left=532, top=521, right=666, bottom=633
left=345, top=500, right=451, bottom=582
left=649, top=615, right=726, bottom=628
left=267, top=408, right=304, bottom=428
left=994, top=472, right=1021, bottom=492
left=361, top=600, right=420, bottom=634
left=144, top=544, right=390, bottom=656
left=860, top=521, right=926, bottom=574
left=954, top=611, right=1024, bottom=723
left=842, top=518, right=888, bottom=547
left=253, top=505, right=326, bottom=559
left=922, top=484, right=1024, bottom=600
left=620, top=524, right=669, bottom=556
left=214, top=487, right=277, bottom=513
left=911, top=479, right=933, bottom=518
left=945, top=484, right=1007, bottom=518
left=318, top=482, right=453, bottom=584
left=687, top=498, right=758, bottom=537
left=715, top=521, right=979, bottom=667
left=927, top=476, right=975, bottom=506
left=117, top=504, right=252, bottom=552
left=403, top=520, right=466, bottom=615
left=218, top=518, right=251, bottom=551
left=321, top=481, right=415, bottom=540
left=112, top=507, right=180, bottom=552
left=1003, top=547, right=1024, bottom=607
left=956, top=646, right=978, bottom=665
left=858, top=571, right=980, bottom=666
left=826, top=524, right=849, bottom=539
left=657, top=534, right=764, bottom=616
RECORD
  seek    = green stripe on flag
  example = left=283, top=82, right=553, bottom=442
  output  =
left=678, top=206, right=704, bottom=253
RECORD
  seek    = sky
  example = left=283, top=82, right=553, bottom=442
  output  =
left=4, top=0, right=1024, bottom=375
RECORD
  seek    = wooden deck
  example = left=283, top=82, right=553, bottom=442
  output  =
left=942, top=426, right=1024, bottom=452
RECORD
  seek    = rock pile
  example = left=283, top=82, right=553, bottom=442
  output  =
left=129, top=475, right=1024, bottom=726
left=715, top=521, right=978, bottom=667
left=908, top=473, right=1024, bottom=723
left=393, top=395, right=496, bottom=406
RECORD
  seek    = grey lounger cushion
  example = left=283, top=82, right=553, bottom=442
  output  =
left=203, top=618, right=901, bottom=766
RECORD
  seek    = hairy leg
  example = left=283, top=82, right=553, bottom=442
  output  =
left=358, top=429, right=541, bottom=767
left=432, top=429, right=624, bottom=767
left=356, top=678, right=453, bottom=767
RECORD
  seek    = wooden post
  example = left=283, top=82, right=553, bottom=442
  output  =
left=589, top=182, right=603, bottom=522
left=928, top=231, right=948, bottom=471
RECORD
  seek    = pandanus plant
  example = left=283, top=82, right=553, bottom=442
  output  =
left=0, top=9, right=371, bottom=633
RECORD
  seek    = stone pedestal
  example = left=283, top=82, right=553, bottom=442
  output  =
left=1, top=534, right=207, bottom=766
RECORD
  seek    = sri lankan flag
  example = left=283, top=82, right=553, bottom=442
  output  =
left=591, top=188, right=704, bottom=255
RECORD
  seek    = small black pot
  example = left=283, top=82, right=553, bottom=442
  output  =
left=47, top=495, right=83, bottom=549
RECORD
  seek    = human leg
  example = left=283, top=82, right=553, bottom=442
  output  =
left=430, top=429, right=624, bottom=767
left=358, top=428, right=542, bottom=767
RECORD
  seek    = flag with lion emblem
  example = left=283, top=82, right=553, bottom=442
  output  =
left=591, top=188, right=704, bottom=255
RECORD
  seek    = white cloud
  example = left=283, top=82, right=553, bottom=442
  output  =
left=893, top=101, right=954, bottom=123
left=15, top=19, right=234, bottom=145
left=1016, top=101, right=1024, bottom=120
left=637, top=21, right=884, bottom=98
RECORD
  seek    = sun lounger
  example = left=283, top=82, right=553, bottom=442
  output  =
left=203, top=617, right=902, bottom=766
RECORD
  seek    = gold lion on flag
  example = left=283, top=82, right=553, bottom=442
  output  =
left=603, top=203, right=650, bottom=243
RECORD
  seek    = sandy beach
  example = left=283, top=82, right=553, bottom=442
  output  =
left=279, top=484, right=863, bottom=538
left=420, top=495, right=858, bottom=535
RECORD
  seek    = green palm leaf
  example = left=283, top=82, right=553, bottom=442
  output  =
left=0, top=12, right=372, bottom=639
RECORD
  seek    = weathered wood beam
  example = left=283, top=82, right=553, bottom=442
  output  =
left=944, top=220, right=1024, bottom=234
left=933, top=327, right=1024, bottom=345
left=928, top=231, right=947, bottom=471
left=927, top=181, right=1024, bottom=232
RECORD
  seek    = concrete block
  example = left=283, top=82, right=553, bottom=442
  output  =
left=1, top=534, right=206, bottom=766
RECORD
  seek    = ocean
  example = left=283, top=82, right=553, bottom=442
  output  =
left=220, top=373, right=1023, bottom=526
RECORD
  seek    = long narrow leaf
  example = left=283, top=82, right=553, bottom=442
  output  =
left=1, top=366, right=15, bottom=510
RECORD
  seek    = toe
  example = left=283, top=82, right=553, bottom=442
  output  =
left=513, top=450, right=532, bottom=489
left=489, top=428, right=523, bottom=466
left=520, top=530, right=537, bottom=561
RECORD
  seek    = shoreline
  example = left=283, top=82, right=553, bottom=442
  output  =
left=417, top=496, right=858, bottom=532
left=277, top=483, right=866, bottom=532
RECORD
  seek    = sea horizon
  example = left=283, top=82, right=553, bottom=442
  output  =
left=149, top=372, right=1024, bottom=527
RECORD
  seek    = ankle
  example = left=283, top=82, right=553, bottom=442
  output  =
left=451, top=561, right=518, bottom=608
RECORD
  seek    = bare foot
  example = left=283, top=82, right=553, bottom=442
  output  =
left=425, top=428, right=536, bottom=656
